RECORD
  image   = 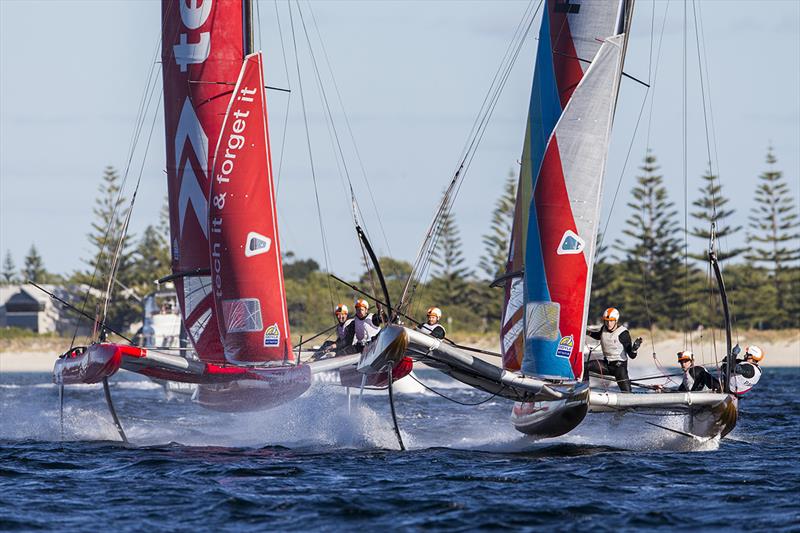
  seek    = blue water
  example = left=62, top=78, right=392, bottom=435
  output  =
left=1, top=368, right=798, bottom=531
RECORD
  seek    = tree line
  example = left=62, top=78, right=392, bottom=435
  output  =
left=3, top=148, right=798, bottom=337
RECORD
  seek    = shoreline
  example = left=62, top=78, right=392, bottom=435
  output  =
left=1, top=330, right=797, bottom=373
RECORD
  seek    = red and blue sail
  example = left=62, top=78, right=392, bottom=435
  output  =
left=501, top=0, right=630, bottom=380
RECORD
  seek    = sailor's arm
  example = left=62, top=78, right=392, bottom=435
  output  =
left=734, top=363, right=756, bottom=378
left=586, top=329, right=602, bottom=340
left=618, top=330, right=639, bottom=359
left=371, top=313, right=383, bottom=327
left=431, top=325, right=445, bottom=339
left=342, top=321, right=355, bottom=347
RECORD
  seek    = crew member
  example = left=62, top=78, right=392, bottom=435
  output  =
left=342, top=298, right=383, bottom=353
left=417, top=307, right=446, bottom=339
left=721, top=345, right=764, bottom=395
left=586, top=307, right=642, bottom=392
left=313, top=304, right=351, bottom=359
left=676, top=350, right=721, bottom=392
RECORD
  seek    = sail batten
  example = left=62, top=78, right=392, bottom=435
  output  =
left=502, top=0, right=629, bottom=380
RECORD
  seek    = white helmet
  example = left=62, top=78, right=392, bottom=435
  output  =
left=744, top=345, right=764, bottom=363
left=603, top=307, right=620, bottom=322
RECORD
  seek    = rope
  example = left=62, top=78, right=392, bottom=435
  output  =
left=408, top=371, right=503, bottom=406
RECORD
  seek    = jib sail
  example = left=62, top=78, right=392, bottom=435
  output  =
left=209, top=53, right=292, bottom=364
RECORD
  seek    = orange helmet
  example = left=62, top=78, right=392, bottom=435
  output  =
left=744, top=345, right=764, bottom=363
left=603, top=307, right=620, bottom=322
left=334, top=303, right=348, bottom=316
left=427, top=307, right=442, bottom=319
left=677, top=350, right=694, bottom=363
left=355, top=298, right=369, bottom=310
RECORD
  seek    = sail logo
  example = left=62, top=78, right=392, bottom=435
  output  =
left=173, top=0, right=212, bottom=72
left=556, top=335, right=574, bottom=358
left=557, top=230, right=585, bottom=255
left=264, top=323, right=280, bottom=347
left=245, top=232, right=272, bottom=257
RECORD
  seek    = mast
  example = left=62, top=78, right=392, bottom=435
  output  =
left=709, top=228, right=734, bottom=393
left=243, top=0, right=254, bottom=55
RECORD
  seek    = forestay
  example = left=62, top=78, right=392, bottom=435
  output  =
left=501, top=0, right=630, bottom=380
left=209, top=53, right=292, bottom=363
left=161, top=0, right=245, bottom=362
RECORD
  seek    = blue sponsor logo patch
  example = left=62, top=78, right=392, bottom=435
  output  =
left=263, top=323, right=280, bottom=347
left=556, top=335, right=574, bottom=358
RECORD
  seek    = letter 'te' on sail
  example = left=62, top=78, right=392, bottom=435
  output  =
left=501, top=0, right=631, bottom=380
left=209, top=52, right=293, bottom=364
left=161, top=0, right=246, bottom=363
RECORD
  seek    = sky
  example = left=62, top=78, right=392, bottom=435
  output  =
left=1, top=0, right=798, bottom=282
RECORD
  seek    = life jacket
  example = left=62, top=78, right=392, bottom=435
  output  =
left=417, top=322, right=446, bottom=338
left=336, top=319, right=351, bottom=343
left=353, top=314, right=380, bottom=344
left=600, top=325, right=629, bottom=362
left=729, top=362, right=762, bottom=395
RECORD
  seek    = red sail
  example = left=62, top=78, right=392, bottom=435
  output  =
left=209, top=53, right=292, bottom=363
left=161, top=0, right=244, bottom=362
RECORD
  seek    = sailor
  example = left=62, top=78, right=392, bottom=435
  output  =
left=416, top=307, right=446, bottom=339
left=314, top=304, right=351, bottom=359
left=585, top=307, right=642, bottom=392
left=676, top=350, right=721, bottom=392
left=341, top=298, right=383, bottom=353
left=721, top=345, right=764, bottom=395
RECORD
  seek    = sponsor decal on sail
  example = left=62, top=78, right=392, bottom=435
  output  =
left=263, top=323, right=280, bottom=347
left=556, top=335, right=574, bottom=358
left=557, top=229, right=584, bottom=255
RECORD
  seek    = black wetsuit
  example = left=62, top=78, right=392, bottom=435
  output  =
left=586, top=326, right=638, bottom=392
left=678, top=365, right=721, bottom=392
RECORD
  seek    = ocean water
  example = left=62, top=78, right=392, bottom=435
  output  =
left=1, top=367, right=798, bottom=531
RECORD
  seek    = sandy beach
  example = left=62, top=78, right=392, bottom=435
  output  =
left=1, top=329, right=797, bottom=373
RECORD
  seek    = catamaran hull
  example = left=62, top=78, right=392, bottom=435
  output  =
left=510, top=383, right=590, bottom=438
left=589, top=391, right=738, bottom=439
left=196, top=364, right=312, bottom=412
left=53, top=344, right=141, bottom=385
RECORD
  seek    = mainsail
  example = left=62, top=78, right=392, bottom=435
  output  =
left=502, top=0, right=631, bottom=379
left=161, top=0, right=246, bottom=362
left=209, top=53, right=293, bottom=363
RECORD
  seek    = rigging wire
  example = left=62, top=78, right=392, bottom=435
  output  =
left=69, top=15, right=170, bottom=347
left=287, top=0, right=336, bottom=312
left=293, top=2, right=381, bottom=307
left=407, top=370, right=504, bottom=406
left=305, top=1, right=395, bottom=260
left=271, top=0, right=294, bottom=195
left=682, top=0, right=692, bottom=352
left=399, top=0, right=543, bottom=314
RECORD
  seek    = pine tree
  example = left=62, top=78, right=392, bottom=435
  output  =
left=130, top=224, right=171, bottom=294
left=479, top=170, right=517, bottom=280
left=746, top=148, right=800, bottom=326
left=690, top=164, right=744, bottom=262
left=22, top=244, right=48, bottom=283
left=590, top=233, right=625, bottom=323
left=430, top=211, right=472, bottom=304
left=74, top=166, right=138, bottom=332
left=614, top=152, right=685, bottom=329
left=2, top=250, right=16, bottom=284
